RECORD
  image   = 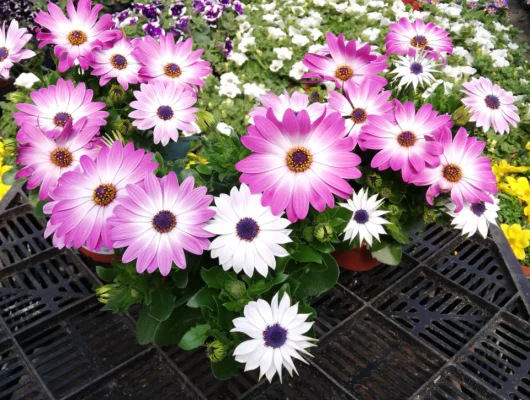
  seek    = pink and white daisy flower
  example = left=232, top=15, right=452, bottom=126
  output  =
left=461, top=77, right=520, bottom=135
left=43, top=141, right=157, bottom=251
left=13, top=78, right=109, bottom=136
left=302, top=32, right=387, bottom=89
left=129, top=81, right=198, bottom=146
left=109, top=172, right=214, bottom=276
left=35, top=0, right=123, bottom=72
left=133, top=35, right=212, bottom=88
left=236, top=108, right=361, bottom=223
left=360, top=100, right=450, bottom=182
left=249, top=90, right=326, bottom=123
left=410, top=127, right=497, bottom=212
left=90, top=37, right=143, bottom=90
left=15, top=119, right=101, bottom=201
left=386, top=18, right=453, bottom=58
left=0, top=20, right=35, bottom=80
left=328, top=79, right=393, bottom=149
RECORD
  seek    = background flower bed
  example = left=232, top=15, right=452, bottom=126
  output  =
left=1, top=0, right=530, bottom=382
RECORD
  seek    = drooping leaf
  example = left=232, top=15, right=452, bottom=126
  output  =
left=136, top=308, right=161, bottom=345
left=96, top=266, right=118, bottom=282
left=155, top=306, right=202, bottom=347
left=148, top=285, right=176, bottom=322
left=211, top=354, right=239, bottom=380
left=179, top=323, right=211, bottom=350
left=294, top=253, right=339, bottom=298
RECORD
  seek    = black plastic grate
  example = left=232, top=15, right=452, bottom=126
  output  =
left=0, top=341, right=46, bottom=400
left=456, top=311, right=530, bottom=400
left=0, top=184, right=28, bottom=214
left=0, top=251, right=97, bottom=334
left=428, top=236, right=517, bottom=307
left=403, top=223, right=462, bottom=263
left=314, top=308, right=445, bottom=399
left=339, top=255, right=417, bottom=301
left=375, top=266, right=498, bottom=357
left=0, top=204, right=52, bottom=267
left=506, top=295, right=530, bottom=322
left=412, top=365, right=502, bottom=400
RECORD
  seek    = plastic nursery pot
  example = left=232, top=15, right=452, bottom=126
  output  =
left=521, top=264, right=530, bottom=278
left=80, top=246, right=121, bottom=264
left=333, top=243, right=381, bottom=272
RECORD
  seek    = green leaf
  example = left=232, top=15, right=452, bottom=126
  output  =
left=163, top=141, right=190, bottom=161
left=148, top=285, right=176, bottom=322
left=298, top=304, right=317, bottom=318
left=211, top=355, right=239, bottom=380
left=386, top=224, right=410, bottom=245
left=1, top=168, right=19, bottom=185
left=371, top=244, right=402, bottom=266
left=136, top=308, right=161, bottom=345
left=179, top=323, right=211, bottom=350
left=311, top=241, right=335, bottom=253
left=290, top=245, right=322, bottom=264
left=96, top=266, right=118, bottom=282
left=155, top=306, right=202, bottom=347
left=196, top=164, right=212, bottom=175
left=34, top=200, right=48, bottom=218
left=247, top=273, right=288, bottom=296
left=201, top=267, right=235, bottom=289
left=187, top=287, right=219, bottom=310
left=294, top=253, right=339, bottom=298
left=170, top=269, right=188, bottom=289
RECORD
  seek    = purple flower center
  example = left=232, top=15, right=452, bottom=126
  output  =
left=236, top=217, right=260, bottom=241
left=335, top=65, right=354, bottom=81
left=443, top=164, right=463, bottom=183
left=410, top=62, right=424, bottom=75
left=0, top=47, right=8, bottom=62
left=263, top=324, right=287, bottom=348
left=53, top=112, right=72, bottom=128
left=157, top=106, right=174, bottom=121
left=164, top=62, right=182, bottom=78
left=93, top=184, right=117, bottom=206
left=170, top=4, right=186, bottom=17
left=286, top=147, right=312, bottom=173
left=50, top=148, right=73, bottom=168
left=152, top=210, right=177, bottom=233
left=471, top=202, right=486, bottom=217
left=351, top=108, right=367, bottom=124
left=68, top=30, right=87, bottom=45
left=111, top=54, right=128, bottom=70
left=353, top=209, right=369, bottom=224
left=485, top=95, right=500, bottom=110
left=410, top=35, right=428, bottom=49
left=397, top=131, right=416, bottom=147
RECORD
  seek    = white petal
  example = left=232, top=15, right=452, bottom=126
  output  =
left=234, top=339, right=263, bottom=356
left=257, top=299, right=274, bottom=326
left=259, top=347, right=274, bottom=380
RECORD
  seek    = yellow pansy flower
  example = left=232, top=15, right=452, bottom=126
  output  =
left=185, top=152, right=208, bottom=170
left=526, top=141, right=530, bottom=154
left=492, top=160, right=530, bottom=182
left=525, top=204, right=530, bottom=223
left=501, top=223, right=530, bottom=260
left=503, top=176, right=530, bottom=199
left=0, top=164, right=12, bottom=200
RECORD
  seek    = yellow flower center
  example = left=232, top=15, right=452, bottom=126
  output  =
left=410, top=35, right=428, bottom=49
left=110, top=54, right=128, bottom=70
left=164, top=62, right=182, bottom=78
left=286, top=147, right=312, bottom=173
left=93, top=184, right=117, bottom=206
left=351, top=108, right=367, bottom=124
left=443, top=164, right=463, bottom=183
left=397, top=131, right=416, bottom=147
left=68, top=30, right=88, bottom=46
left=0, top=47, right=8, bottom=62
left=335, top=65, right=354, bottom=81
left=50, top=148, right=73, bottom=168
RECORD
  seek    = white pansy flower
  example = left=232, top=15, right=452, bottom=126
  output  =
left=313, top=0, right=327, bottom=6
left=362, top=28, right=380, bottom=42
left=307, top=28, right=323, bottom=41
left=273, top=47, right=293, bottom=60
left=270, top=59, right=284, bottom=72
left=261, top=2, right=276, bottom=12
left=228, top=52, right=248, bottom=66
left=219, top=83, right=241, bottom=98
left=268, top=27, right=286, bottom=40
left=243, top=83, right=267, bottom=99
left=238, top=36, right=255, bottom=53
left=367, top=12, right=382, bottom=20
left=14, top=73, right=40, bottom=89
left=292, top=34, right=310, bottom=47
left=216, top=122, right=233, bottom=136
left=220, top=72, right=241, bottom=86
left=289, top=61, right=309, bottom=80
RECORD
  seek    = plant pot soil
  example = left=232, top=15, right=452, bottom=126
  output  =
left=80, top=246, right=121, bottom=264
left=521, top=264, right=530, bottom=277
left=333, top=243, right=381, bottom=272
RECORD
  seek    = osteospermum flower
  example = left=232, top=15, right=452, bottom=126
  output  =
left=461, top=77, right=519, bottom=135
left=236, top=109, right=361, bottom=222
left=15, top=119, right=101, bottom=200
left=109, top=172, right=214, bottom=276
left=90, top=37, right=142, bottom=90
left=133, top=35, right=212, bottom=87
left=340, top=188, right=390, bottom=246
left=205, top=184, right=292, bottom=278
left=446, top=198, right=499, bottom=239
left=360, top=100, right=450, bottom=182
left=410, top=127, right=497, bottom=212
left=13, top=78, right=109, bottom=135
left=35, top=0, right=122, bottom=72
left=249, top=90, right=326, bottom=123
left=328, top=79, right=393, bottom=149
left=129, top=80, right=198, bottom=145
left=43, top=141, right=157, bottom=251
left=231, top=292, right=317, bottom=382
left=0, top=20, right=35, bottom=80
left=302, top=32, right=387, bottom=88
left=391, top=51, right=438, bottom=91
left=386, top=18, right=453, bottom=57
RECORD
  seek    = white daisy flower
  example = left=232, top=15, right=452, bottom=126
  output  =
left=391, top=51, right=438, bottom=91
left=340, top=188, right=390, bottom=246
left=205, top=184, right=292, bottom=278
left=231, top=292, right=317, bottom=382
left=446, top=198, right=500, bottom=239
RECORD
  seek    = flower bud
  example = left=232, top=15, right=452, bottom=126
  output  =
left=108, top=84, right=126, bottom=102
left=380, top=187, right=392, bottom=198
left=366, top=173, right=382, bottom=189
left=225, top=279, right=246, bottom=298
left=314, top=224, right=333, bottom=243
left=423, top=208, right=436, bottom=223
left=206, top=340, right=227, bottom=363
left=95, top=285, right=112, bottom=304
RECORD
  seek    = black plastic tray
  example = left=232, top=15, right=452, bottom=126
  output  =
left=1, top=187, right=530, bottom=399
